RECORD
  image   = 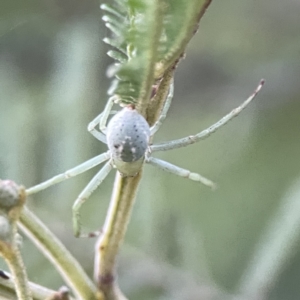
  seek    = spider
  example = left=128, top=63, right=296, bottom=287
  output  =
left=26, top=79, right=264, bottom=237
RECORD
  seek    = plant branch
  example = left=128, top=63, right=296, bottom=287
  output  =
left=19, top=206, right=103, bottom=300
left=0, top=180, right=32, bottom=300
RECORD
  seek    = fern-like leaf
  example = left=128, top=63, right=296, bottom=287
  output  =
left=101, top=0, right=163, bottom=112
left=102, top=0, right=212, bottom=111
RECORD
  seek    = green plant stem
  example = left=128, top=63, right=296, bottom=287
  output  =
left=94, top=172, right=140, bottom=300
left=146, top=67, right=176, bottom=128
left=19, top=206, right=103, bottom=300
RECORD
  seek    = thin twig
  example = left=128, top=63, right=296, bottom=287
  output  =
left=45, top=286, right=71, bottom=300
left=4, top=248, right=32, bottom=300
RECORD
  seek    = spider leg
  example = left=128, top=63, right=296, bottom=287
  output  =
left=150, top=80, right=174, bottom=136
left=88, top=112, right=107, bottom=143
left=146, top=157, right=216, bottom=189
left=72, top=160, right=113, bottom=237
left=99, top=96, right=117, bottom=133
left=26, top=152, right=110, bottom=195
left=151, top=79, right=265, bottom=152
left=87, top=96, right=118, bottom=143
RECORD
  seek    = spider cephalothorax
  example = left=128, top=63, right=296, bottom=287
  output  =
left=26, top=79, right=264, bottom=237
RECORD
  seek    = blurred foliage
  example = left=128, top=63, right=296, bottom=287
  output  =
left=1, top=0, right=300, bottom=300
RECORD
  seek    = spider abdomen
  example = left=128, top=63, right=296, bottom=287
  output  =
left=106, top=106, right=150, bottom=175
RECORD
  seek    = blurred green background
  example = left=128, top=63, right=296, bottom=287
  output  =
left=1, top=1, right=300, bottom=299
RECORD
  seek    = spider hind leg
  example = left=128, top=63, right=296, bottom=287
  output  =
left=72, top=160, right=113, bottom=238
left=146, top=156, right=216, bottom=189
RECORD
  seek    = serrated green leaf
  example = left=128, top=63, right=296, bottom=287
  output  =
left=102, top=0, right=212, bottom=110
left=102, top=0, right=163, bottom=112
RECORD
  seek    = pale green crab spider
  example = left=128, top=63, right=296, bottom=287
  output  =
left=26, top=79, right=265, bottom=237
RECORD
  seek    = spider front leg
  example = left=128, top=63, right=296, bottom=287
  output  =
left=151, top=79, right=265, bottom=152
left=26, top=152, right=110, bottom=195
left=72, top=160, right=113, bottom=238
left=87, top=113, right=107, bottom=143
left=87, top=95, right=118, bottom=143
